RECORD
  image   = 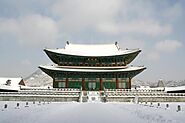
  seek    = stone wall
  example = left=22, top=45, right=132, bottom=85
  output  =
left=106, top=96, right=185, bottom=102
left=0, top=96, right=79, bottom=102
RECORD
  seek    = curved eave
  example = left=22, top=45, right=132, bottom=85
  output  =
left=44, top=49, right=59, bottom=64
left=44, top=48, right=141, bottom=57
left=39, top=65, right=146, bottom=73
left=44, top=48, right=141, bottom=65
left=39, top=65, right=146, bottom=79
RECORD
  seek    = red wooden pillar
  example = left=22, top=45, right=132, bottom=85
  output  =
left=100, top=78, right=102, bottom=91
left=65, top=78, right=68, bottom=88
left=82, top=78, right=85, bottom=90
left=128, top=78, right=131, bottom=89
left=116, top=77, right=119, bottom=89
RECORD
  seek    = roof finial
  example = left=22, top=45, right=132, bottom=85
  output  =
left=66, top=41, right=69, bottom=45
left=115, top=41, right=118, bottom=45
left=115, top=41, right=120, bottom=50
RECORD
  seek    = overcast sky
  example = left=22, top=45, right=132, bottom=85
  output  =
left=0, top=0, right=185, bottom=82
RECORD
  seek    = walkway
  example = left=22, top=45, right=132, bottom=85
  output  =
left=0, top=102, right=185, bottom=123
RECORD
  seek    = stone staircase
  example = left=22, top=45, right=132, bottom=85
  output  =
left=87, top=91, right=101, bottom=102
left=79, top=91, right=106, bottom=102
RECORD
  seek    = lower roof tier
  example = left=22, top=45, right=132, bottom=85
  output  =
left=39, top=65, right=146, bottom=78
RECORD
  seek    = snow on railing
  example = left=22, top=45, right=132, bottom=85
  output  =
left=0, top=88, right=81, bottom=97
left=104, top=88, right=185, bottom=97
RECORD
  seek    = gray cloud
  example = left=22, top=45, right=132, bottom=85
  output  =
left=0, top=0, right=185, bottom=81
left=50, top=0, right=182, bottom=37
left=0, top=14, right=58, bottom=47
left=155, top=40, right=182, bottom=52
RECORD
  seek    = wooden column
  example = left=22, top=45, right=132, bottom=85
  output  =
left=115, top=58, right=118, bottom=66
left=65, top=78, right=68, bottom=88
left=82, top=78, right=85, bottom=90
left=100, top=78, right=102, bottom=91
left=124, top=59, right=127, bottom=66
left=116, top=77, right=119, bottom=89
left=53, top=78, right=56, bottom=88
left=128, top=78, right=131, bottom=89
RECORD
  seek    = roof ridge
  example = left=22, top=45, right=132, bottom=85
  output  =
left=66, top=41, right=117, bottom=46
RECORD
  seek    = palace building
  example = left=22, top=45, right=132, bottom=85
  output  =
left=39, top=42, right=146, bottom=91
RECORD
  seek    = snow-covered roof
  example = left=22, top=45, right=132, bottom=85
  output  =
left=39, top=65, right=146, bottom=73
left=0, top=77, right=24, bottom=91
left=165, top=86, right=185, bottom=92
left=45, top=42, right=141, bottom=57
left=56, top=65, right=128, bottom=69
left=0, top=77, right=23, bottom=86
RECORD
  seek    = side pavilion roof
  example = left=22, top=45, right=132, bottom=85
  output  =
left=0, top=77, right=25, bottom=91
left=0, top=77, right=24, bottom=87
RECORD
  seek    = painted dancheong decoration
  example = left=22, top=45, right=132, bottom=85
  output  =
left=39, top=41, right=146, bottom=91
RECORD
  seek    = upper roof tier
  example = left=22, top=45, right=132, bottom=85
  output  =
left=45, top=42, right=141, bottom=57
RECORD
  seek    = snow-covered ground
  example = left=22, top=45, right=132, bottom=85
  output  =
left=0, top=101, right=185, bottom=123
